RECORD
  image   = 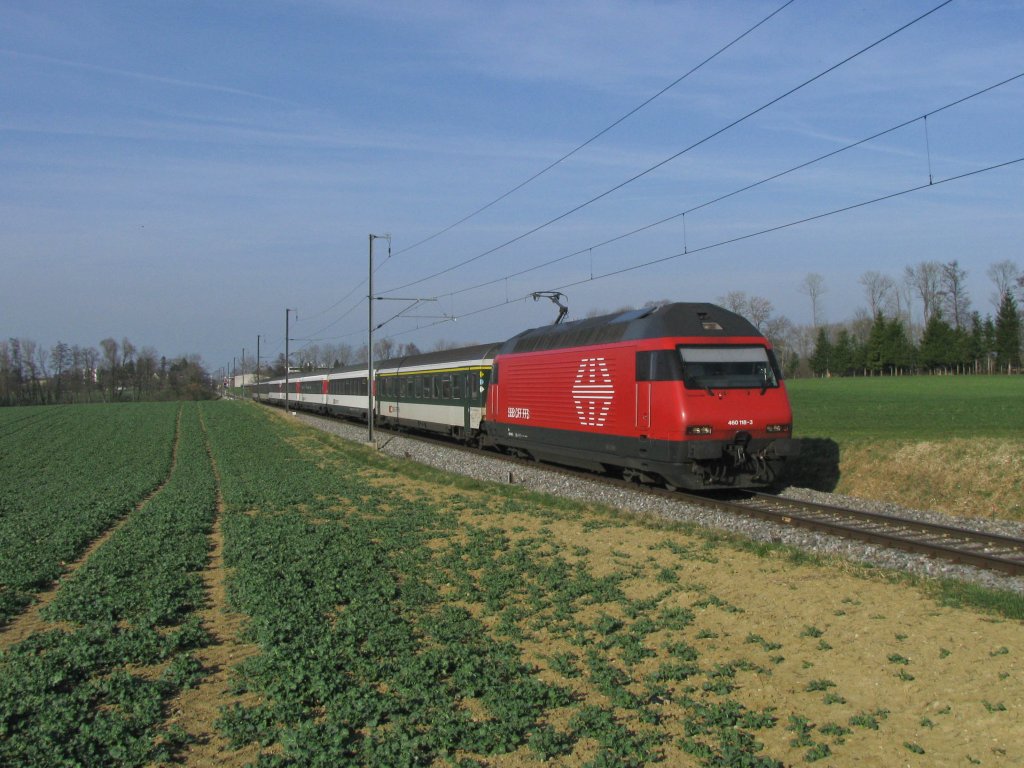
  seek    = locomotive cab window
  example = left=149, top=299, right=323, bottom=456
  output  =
left=678, top=345, right=780, bottom=390
left=636, top=350, right=683, bottom=381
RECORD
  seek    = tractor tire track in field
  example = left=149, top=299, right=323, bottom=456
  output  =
left=0, top=405, right=184, bottom=650
left=160, top=410, right=262, bottom=768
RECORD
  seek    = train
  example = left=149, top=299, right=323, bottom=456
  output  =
left=251, top=302, right=798, bottom=489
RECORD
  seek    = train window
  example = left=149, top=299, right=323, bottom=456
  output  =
left=452, top=375, right=462, bottom=400
left=431, top=376, right=441, bottom=399
left=636, top=351, right=683, bottom=381
left=441, top=375, right=452, bottom=400
left=677, top=346, right=779, bottom=390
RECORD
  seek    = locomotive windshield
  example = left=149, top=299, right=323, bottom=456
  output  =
left=678, top=345, right=780, bottom=390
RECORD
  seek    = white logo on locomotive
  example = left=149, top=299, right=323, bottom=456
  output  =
left=571, top=357, right=614, bottom=427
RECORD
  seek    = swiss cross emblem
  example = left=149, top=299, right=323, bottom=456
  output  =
left=571, top=357, right=614, bottom=427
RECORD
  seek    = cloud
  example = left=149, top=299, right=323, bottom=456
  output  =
left=0, top=48, right=298, bottom=105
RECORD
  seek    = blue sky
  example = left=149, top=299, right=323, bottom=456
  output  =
left=2, top=0, right=1022, bottom=374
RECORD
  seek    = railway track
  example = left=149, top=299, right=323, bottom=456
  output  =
left=397, top=428, right=1024, bottom=578
left=289, top=410, right=1024, bottom=578
left=678, top=490, right=1024, bottom=577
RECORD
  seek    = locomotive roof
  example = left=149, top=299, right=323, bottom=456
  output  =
left=498, top=302, right=762, bottom=355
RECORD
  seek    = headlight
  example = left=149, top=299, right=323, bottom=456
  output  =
left=766, top=424, right=790, bottom=433
left=686, top=425, right=713, bottom=435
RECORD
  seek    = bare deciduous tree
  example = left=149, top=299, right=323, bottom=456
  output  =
left=374, top=337, right=395, bottom=361
left=904, top=261, right=943, bottom=325
left=939, top=260, right=971, bottom=330
left=718, top=291, right=748, bottom=315
left=99, top=337, right=119, bottom=400
left=746, top=296, right=774, bottom=331
left=716, top=291, right=774, bottom=330
left=798, top=273, right=827, bottom=328
left=987, top=259, right=1020, bottom=309
left=50, top=341, right=71, bottom=403
left=859, top=271, right=895, bottom=317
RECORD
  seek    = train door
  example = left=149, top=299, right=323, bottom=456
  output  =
left=636, top=349, right=652, bottom=430
left=636, top=382, right=651, bottom=429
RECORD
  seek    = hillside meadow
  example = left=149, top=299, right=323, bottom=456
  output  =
left=785, top=376, right=1024, bottom=520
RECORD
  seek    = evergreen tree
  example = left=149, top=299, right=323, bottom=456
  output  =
left=952, top=326, right=974, bottom=373
left=810, top=327, right=833, bottom=377
left=832, top=328, right=855, bottom=375
left=994, top=291, right=1021, bottom=372
left=967, top=313, right=984, bottom=373
left=882, top=316, right=913, bottom=374
left=864, top=312, right=887, bottom=374
left=919, top=312, right=955, bottom=371
left=982, top=316, right=997, bottom=373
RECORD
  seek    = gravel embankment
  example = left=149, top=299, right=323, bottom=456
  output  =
left=294, top=411, right=1024, bottom=595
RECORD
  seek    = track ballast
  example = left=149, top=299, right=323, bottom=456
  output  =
left=279, top=406, right=1024, bottom=581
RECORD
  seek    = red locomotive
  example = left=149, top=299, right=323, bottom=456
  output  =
left=258, top=302, right=797, bottom=490
left=486, top=303, right=797, bottom=489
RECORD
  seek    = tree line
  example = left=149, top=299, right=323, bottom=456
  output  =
left=0, top=336, right=216, bottom=407
left=804, top=259, right=1021, bottom=377
left=743, top=258, right=1022, bottom=378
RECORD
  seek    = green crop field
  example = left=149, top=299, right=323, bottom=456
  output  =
left=1, top=402, right=217, bottom=764
left=2, top=400, right=1022, bottom=767
left=0, top=402, right=179, bottom=622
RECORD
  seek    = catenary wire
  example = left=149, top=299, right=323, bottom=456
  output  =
left=379, top=0, right=956, bottom=297
left=293, top=70, right=1020, bottom=349
left=291, top=0, right=799, bottom=334
left=296, top=70, right=1015, bottom=348
left=436, top=72, right=1024, bottom=301
left=390, top=0, right=799, bottom=259
left=291, top=154, right=1022, bottom=347
left=381, top=156, right=1022, bottom=338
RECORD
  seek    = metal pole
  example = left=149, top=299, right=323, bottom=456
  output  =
left=367, top=233, right=390, bottom=444
left=368, top=234, right=375, bottom=443
left=256, top=334, right=261, bottom=402
left=241, top=347, right=246, bottom=399
left=285, top=309, right=290, bottom=412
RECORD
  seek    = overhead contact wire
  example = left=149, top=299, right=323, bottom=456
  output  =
left=299, top=0, right=800, bottom=337
left=442, top=71, right=1024, bottom=299
left=391, top=0, right=798, bottom=259
left=390, top=156, right=1022, bottom=335
left=381, top=0, right=956, bottom=296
